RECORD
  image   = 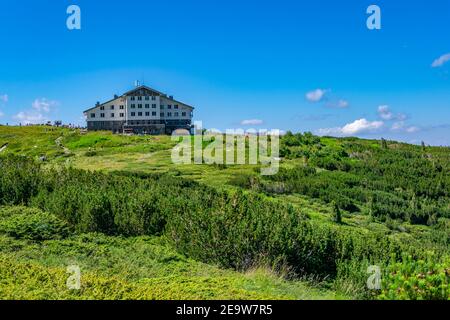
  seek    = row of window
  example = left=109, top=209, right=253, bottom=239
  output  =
left=100, top=105, right=125, bottom=110
left=130, top=104, right=157, bottom=109
left=130, top=104, right=179, bottom=109
left=99, top=104, right=180, bottom=110
left=128, top=120, right=190, bottom=125
left=130, top=112, right=185, bottom=117
left=90, top=112, right=187, bottom=118
left=130, top=96, right=157, bottom=101
left=131, top=112, right=157, bottom=117
left=96, top=113, right=128, bottom=118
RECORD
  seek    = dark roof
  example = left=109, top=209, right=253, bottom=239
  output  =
left=83, top=85, right=195, bottom=113
left=122, top=85, right=165, bottom=97
left=161, top=96, right=195, bottom=110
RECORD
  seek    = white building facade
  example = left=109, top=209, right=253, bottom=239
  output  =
left=84, top=85, right=194, bottom=134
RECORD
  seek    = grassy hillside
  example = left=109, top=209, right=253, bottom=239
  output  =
left=0, top=125, right=448, bottom=300
left=0, top=219, right=336, bottom=300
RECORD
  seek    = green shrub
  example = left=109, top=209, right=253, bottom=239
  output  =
left=258, top=137, right=450, bottom=226
left=333, top=202, right=342, bottom=224
left=378, top=254, right=449, bottom=300
left=84, top=150, right=98, bottom=157
left=0, top=156, right=402, bottom=278
left=0, top=206, right=43, bottom=219
left=0, top=253, right=285, bottom=300
left=0, top=155, right=41, bottom=206
left=0, top=154, right=447, bottom=299
left=334, top=258, right=378, bottom=300
left=0, top=206, right=69, bottom=241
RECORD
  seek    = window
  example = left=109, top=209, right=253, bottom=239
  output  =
left=145, top=104, right=150, bottom=108
left=167, top=112, right=172, bottom=117
left=145, top=96, right=149, bottom=100
left=131, top=104, right=135, bottom=108
left=138, top=104, right=142, bottom=109
left=160, top=105, right=164, bottom=109
left=168, top=105, right=172, bottom=109
left=182, top=112, right=187, bottom=117
left=152, top=96, right=156, bottom=100
left=152, top=104, right=156, bottom=108
left=111, top=113, right=115, bottom=118
left=145, top=112, right=150, bottom=116
left=131, top=96, right=135, bottom=101
left=160, top=112, right=164, bottom=117
left=110, top=105, right=114, bottom=110
left=152, top=112, right=157, bottom=116
left=174, top=105, right=179, bottom=109
left=100, top=106, right=105, bottom=110
left=138, top=112, right=142, bottom=116
left=131, top=112, right=135, bottom=117
left=175, top=112, right=179, bottom=117
left=90, top=113, right=95, bottom=118
left=100, top=113, right=105, bottom=118
left=120, top=113, right=124, bottom=117
left=120, top=105, right=124, bottom=110
left=138, top=96, right=142, bottom=101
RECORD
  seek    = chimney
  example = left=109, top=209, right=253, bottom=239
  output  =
left=96, top=101, right=100, bottom=106
left=114, top=94, right=118, bottom=99
left=169, top=95, right=174, bottom=100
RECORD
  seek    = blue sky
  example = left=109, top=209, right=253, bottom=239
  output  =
left=0, top=0, right=449, bottom=145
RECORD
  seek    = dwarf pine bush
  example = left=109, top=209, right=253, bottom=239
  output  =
left=0, top=206, right=69, bottom=241
left=0, top=154, right=448, bottom=299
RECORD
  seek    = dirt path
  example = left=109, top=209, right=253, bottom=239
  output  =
left=0, top=143, right=8, bottom=153
left=55, top=137, right=71, bottom=155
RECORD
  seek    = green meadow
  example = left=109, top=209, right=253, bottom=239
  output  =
left=0, top=125, right=448, bottom=300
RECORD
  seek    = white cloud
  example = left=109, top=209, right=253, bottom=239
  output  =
left=240, top=119, right=264, bottom=126
left=391, top=121, right=419, bottom=133
left=391, top=121, right=405, bottom=130
left=337, top=100, right=349, bottom=108
left=13, top=97, right=57, bottom=125
left=341, top=118, right=384, bottom=135
left=317, top=105, right=422, bottom=138
left=326, top=99, right=349, bottom=109
left=377, top=105, right=406, bottom=121
left=378, top=105, right=393, bottom=120
left=32, top=98, right=57, bottom=112
left=306, top=89, right=328, bottom=102
left=317, top=118, right=384, bottom=136
left=431, top=53, right=450, bottom=68
left=14, top=111, right=49, bottom=125
left=406, top=126, right=420, bottom=133
left=0, top=94, right=8, bottom=103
